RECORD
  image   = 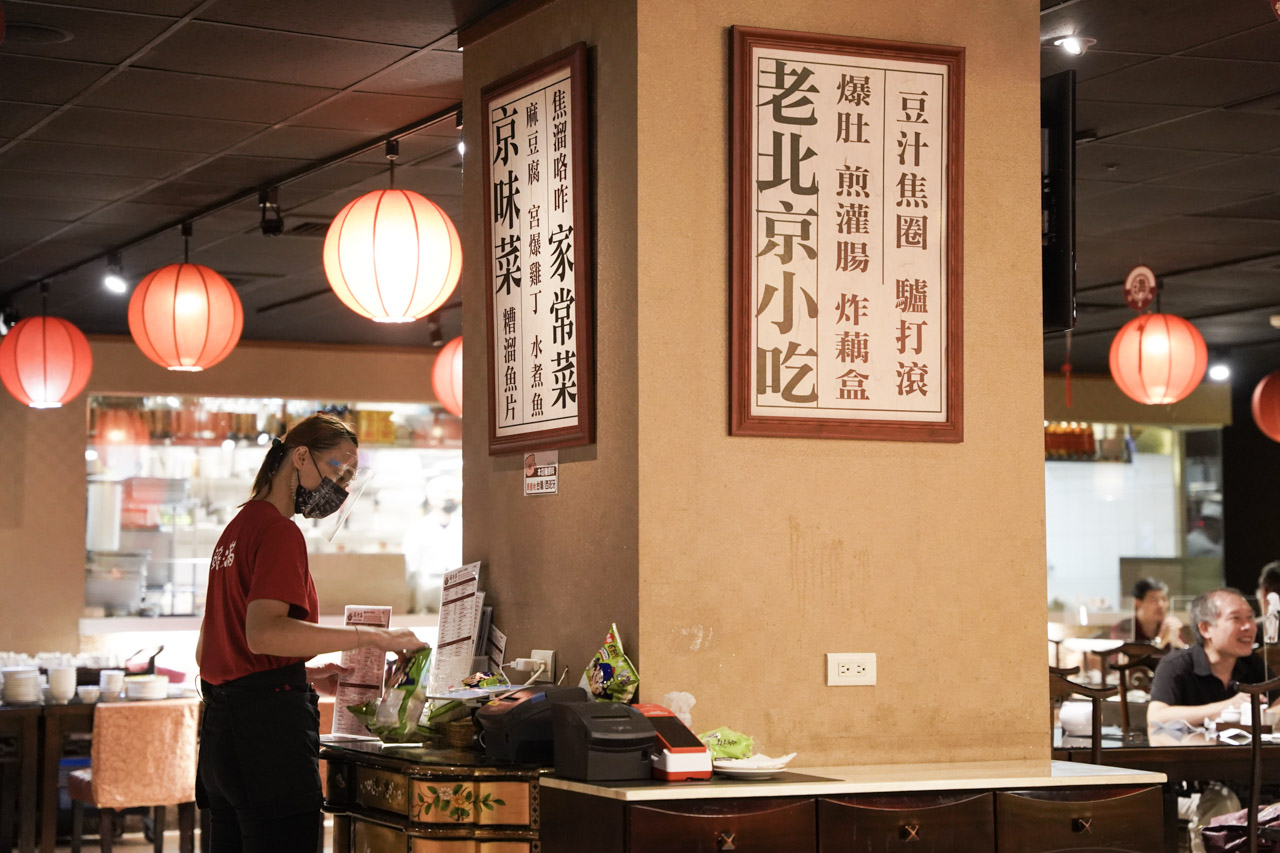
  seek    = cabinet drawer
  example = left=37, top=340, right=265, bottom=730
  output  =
left=995, top=786, right=1163, bottom=853
left=629, top=797, right=815, bottom=852
left=819, top=791, right=994, bottom=851
left=353, top=817, right=409, bottom=853
left=355, top=766, right=411, bottom=817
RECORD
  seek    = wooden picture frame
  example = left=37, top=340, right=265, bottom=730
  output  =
left=730, top=26, right=964, bottom=442
left=482, top=42, right=595, bottom=456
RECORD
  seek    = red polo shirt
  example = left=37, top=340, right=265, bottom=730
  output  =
left=199, top=500, right=318, bottom=685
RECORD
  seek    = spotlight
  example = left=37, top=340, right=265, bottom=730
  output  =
left=104, top=252, right=127, bottom=294
left=259, top=187, right=284, bottom=236
left=1208, top=363, right=1231, bottom=382
left=457, top=140, right=466, bottom=157
left=1052, top=36, right=1096, bottom=56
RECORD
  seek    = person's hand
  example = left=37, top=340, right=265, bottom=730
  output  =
left=1159, top=616, right=1186, bottom=648
left=306, top=662, right=350, bottom=696
left=367, top=627, right=428, bottom=653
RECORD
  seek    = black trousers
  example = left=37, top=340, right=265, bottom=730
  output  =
left=197, top=663, right=322, bottom=853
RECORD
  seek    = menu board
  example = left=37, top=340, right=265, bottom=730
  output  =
left=731, top=27, right=964, bottom=442
left=482, top=43, right=594, bottom=455
left=427, top=562, right=481, bottom=696
left=331, top=604, right=391, bottom=737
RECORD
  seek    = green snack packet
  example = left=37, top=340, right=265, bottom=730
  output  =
left=698, top=726, right=754, bottom=760
left=579, top=623, right=639, bottom=703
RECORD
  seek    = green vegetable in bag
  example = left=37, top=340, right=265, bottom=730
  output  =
left=698, top=726, right=754, bottom=760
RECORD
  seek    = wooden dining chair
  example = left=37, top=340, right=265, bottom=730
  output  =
left=1228, top=676, right=1280, bottom=853
left=1049, top=672, right=1118, bottom=765
left=1110, top=654, right=1161, bottom=734
left=1049, top=665, right=1079, bottom=678
left=67, top=698, right=199, bottom=853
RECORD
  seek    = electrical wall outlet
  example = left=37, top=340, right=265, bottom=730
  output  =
left=827, top=652, right=876, bottom=686
left=530, top=649, right=556, bottom=683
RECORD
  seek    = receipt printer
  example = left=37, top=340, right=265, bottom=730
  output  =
left=475, top=685, right=588, bottom=763
left=551, top=702, right=657, bottom=782
left=634, top=703, right=712, bottom=781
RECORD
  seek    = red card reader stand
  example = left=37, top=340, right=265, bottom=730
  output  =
left=634, top=703, right=712, bottom=781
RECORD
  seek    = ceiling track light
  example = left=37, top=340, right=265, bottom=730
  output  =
left=103, top=251, right=127, bottom=294
left=258, top=186, right=284, bottom=236
left=1052, top=35, right=1096, bottom=56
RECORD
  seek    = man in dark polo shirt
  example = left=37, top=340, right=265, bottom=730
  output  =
left=1148, top=588, right=1265, bottom=727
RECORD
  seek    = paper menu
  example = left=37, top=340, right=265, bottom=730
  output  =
left=427, top=562, right=481, bottom=696
left=332, top=605, right=390, bottom=737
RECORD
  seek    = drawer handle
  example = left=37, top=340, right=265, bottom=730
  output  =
left=1072, top=817, right=1093, bottom=834
left=900, top=824, right=921, bottom=842
left=717, top=831, right=737, bottom=851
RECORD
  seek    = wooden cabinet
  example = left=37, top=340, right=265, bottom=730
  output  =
left=995, top=787, right=1163, bottom=853
left=541, top=785, right=1164, bottom=853
left=630, top=797, right=815, bottom=852
left=819, top=791, right=995, bottom=851
left=321, top=740, right=543, bottom=853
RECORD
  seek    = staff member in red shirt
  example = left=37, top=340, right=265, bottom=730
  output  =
left=196, top=413, right=425, bottom=852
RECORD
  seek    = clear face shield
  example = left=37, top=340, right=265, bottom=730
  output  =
left=299, top=449, right=373, bottom=541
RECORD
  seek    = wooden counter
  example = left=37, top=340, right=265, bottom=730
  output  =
left=540, top=760, right=1168, bottom=853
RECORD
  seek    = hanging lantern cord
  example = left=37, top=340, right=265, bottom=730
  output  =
left=1155, top=278, right=1163, bottom=314
left=40, top=282, right=48, bottom=318
left=181, top=221, right=193, bottom=264
left=386, top=139, right=399, bottom=190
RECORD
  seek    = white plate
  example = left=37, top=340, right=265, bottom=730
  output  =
left=713, top=766, right=786, bottom=780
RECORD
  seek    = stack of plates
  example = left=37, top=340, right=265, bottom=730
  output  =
left=124, top=675, right=168, bottom=701
left=2, top=667, right=41, bottom=704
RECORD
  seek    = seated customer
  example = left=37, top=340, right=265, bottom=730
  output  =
left=1148, top=588, right=1265, bottom=726
left=1110, top=577, right=1188, bottom=649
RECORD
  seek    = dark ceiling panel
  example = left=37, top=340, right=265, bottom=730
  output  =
left=1185, top=23, right=1280, bottom=61
left=233, top=126, right=371, bottom=160
left=1198, top=195, right=1280, bottom=220
left=1039, top=50, right=1155, bottom=83
left=0, top=2, right=179, bottom=64
left=0, top=102, right=55, bottom=137
left=1110, top=215, right=1280, bottom=247
left=1149, top=154, right=1280, bottom=192
left=0, top=168, right=149, bottom=201
left=1075, top=142, right=1225, bottom=183
left=1040, top=0, right=1272, bottom=55
left=290, top=92, right=457, bottom=133
left=0, top=140, right=202, bottom=178
left=196, top=0, right=458, bottom=47
left=0, top=194, right=103, bottom=221
left=136, top=22, right=415, bottom=89
left=357, top=51, right=465, bottom=99
left=1111, top=109, right=1280, bottom=153
left=39, top=0, right=203, bottom=15
left=130, top=180, right=236, bottom=208
left=179, top=155, right=313, bottom=188
left=30, top=106, right=266, bottom=153
left=1075, top=99, right=1199, bottom=139
left=1077, top=57, right=1280, bottom=107
left=0, top=55, right=110, bottom=104
left=79, top=68, right=338, bottom=123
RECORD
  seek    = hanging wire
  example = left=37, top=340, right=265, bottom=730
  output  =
left=181, top=221, right=192, bottom=264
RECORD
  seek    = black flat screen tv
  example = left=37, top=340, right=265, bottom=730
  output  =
left=1042, top=69, right=1076, bottom=334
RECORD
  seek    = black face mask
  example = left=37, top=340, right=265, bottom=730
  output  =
left=294, top=449, right=349, bottom=519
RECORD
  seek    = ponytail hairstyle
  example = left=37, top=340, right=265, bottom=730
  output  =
left=247, top=412, right=358, bottom=502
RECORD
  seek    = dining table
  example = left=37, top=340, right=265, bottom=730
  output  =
left=0, top=705, right=41, bottom=853
left=1054, top=723, right=1280, bottom=853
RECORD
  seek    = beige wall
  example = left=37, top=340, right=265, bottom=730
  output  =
left=1045, top=373, right=1232, bottom=427
left=466, top=1, right=1046, bottom=763
left=461, top=0, right=642, bottom=688
left=1, top=336, right=437, bottom=653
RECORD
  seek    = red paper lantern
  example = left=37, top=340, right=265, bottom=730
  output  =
left=432, top=336, right=463, bottom=417
left=0, top=316, right=93, bottom=408
left=323, top=189, right=461, bottom=323
left=1109, top=313, right=1207, bottom=405
left=129, top=263, right=243, bottom=372
left=1252, top=371, right=1280, bottom=442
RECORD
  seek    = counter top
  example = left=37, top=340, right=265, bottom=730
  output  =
left=539, top=759, right=1166, bottom=802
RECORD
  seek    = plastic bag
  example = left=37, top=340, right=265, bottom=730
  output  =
left=579, top=623, right=639, bottom=702
left=345, top=646, right=433, bottom=742
left=698, top=725, right=754, bottom=760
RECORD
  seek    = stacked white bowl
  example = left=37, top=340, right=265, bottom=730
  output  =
left=99, top=669, right=125, bottom=701
left=1, top=667, right=41, bottom=704
left=47, top=666, right=77, bottom=704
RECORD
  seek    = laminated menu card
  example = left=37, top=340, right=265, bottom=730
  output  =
left=332, top=605, right=391, bottom=736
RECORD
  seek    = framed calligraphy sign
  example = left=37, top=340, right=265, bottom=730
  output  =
left=730, top=27, right=964, bottom=442
left=482, top=42, right=595, bottom=455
